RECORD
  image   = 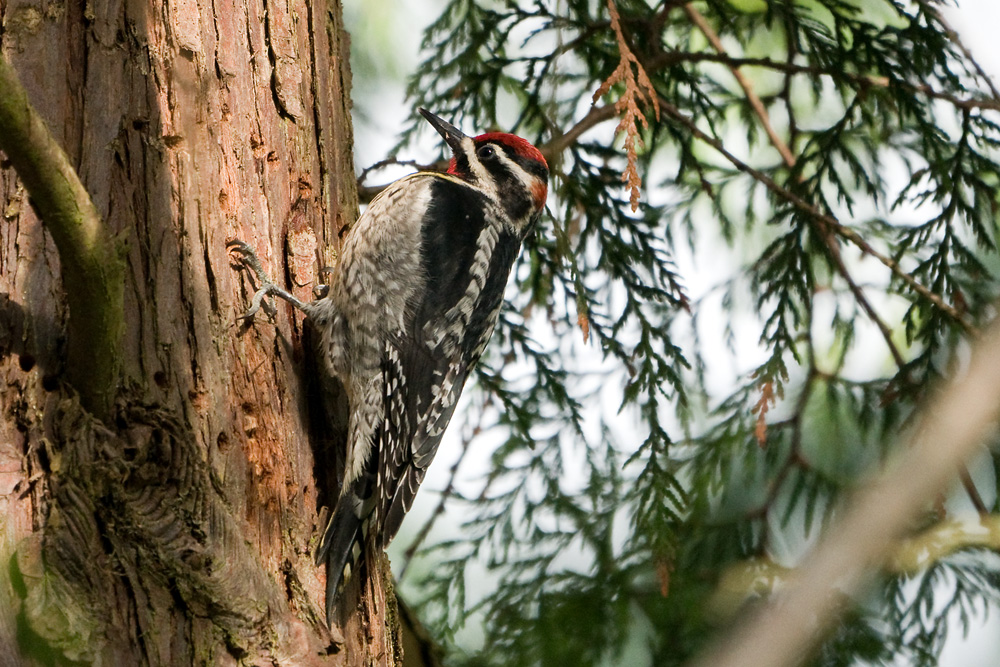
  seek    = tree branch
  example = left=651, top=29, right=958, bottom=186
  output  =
left=683, top=4, right=796, bottom=168
left=657, top=96, right=975, bottom=337
left=0, top=55, right=124, bottom=419
left=540, top=104, right=619, bottom=161
left=712, top=513, right=1000, bottom=616
left=692, top=315, right=1000, bottom=667
left=649, top=51, right=1000, bottom=111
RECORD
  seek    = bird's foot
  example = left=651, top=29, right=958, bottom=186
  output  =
left=228, top=239, right=310, bottom=320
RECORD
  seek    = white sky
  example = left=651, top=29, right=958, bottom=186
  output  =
left=946, top=0, right=1000, bottom=81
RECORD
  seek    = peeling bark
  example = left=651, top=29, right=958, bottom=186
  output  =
left=0, top=0, right=399, bottom=664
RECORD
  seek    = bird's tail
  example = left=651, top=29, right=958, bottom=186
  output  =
left=315, top=493, right=370, bottom=623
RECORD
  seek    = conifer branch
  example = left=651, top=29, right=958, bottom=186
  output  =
left=921, top=2, right=1000, bottom=102
left=594, top=0, right=661, bottom=211
left=657, top=96, right=975, bottom=337
left=821, top=229, right=906, bottom=369
left=398, top=429, right=476, bottom=581
left=647, top=51, right=1000, bottom=111
left=392, top=3, right=1000, bottom=661
left=693, top=317, right=1000, bottom=667
left=683, top=4, right=796, bottom=168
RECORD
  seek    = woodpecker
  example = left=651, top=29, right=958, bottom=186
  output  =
left=229, top=109, right=548, bottom=623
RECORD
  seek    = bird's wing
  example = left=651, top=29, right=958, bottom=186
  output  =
left=373, top=176, right=522, bottom=546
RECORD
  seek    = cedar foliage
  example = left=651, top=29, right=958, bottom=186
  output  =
left=361, top=1, right=1000, bottom=664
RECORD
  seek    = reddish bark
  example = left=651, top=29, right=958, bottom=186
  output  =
left=0, top=0, right=398, bottom=663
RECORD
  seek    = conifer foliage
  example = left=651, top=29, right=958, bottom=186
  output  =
left=368, top=1, right=1000, bottom=664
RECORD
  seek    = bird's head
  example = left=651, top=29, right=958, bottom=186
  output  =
left=420, top=108, right=548, bottom=234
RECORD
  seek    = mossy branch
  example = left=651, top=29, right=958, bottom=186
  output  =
left=0, top=55, right=124, bottom=419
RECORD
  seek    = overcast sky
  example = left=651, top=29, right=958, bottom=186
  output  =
left=946, top=0, right=1000, bottom=81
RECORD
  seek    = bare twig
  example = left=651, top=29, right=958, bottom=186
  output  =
left=541, top=104, right=619, bottom=160
left=358, top=157, right=436, bottom=185
left=958, top=466, right=989, bottom=515
left=691, top=314, right=1000, bottom=667
left=683, top=4, right=796, bottom=168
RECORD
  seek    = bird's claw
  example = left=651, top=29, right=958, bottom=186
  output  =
left=311, top=266, right=336, bottom=300
left=228, top=238, right=313, bottom=319
left=228, top=239, right=280, bottom=320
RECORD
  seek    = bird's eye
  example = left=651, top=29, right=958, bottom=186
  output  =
left=477, top=145, right=495, bottom=160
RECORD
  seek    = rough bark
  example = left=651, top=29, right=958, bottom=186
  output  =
left=0, top=0, right=399, bottom=664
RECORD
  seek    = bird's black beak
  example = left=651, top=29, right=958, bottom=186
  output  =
left=419, top=108, right=467, bottom=153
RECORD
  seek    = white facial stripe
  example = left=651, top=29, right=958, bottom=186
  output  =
left=462, top=137, right=498, bottom=200
left=491, top=147, right=539, bottom=197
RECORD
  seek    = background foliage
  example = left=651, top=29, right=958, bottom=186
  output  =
left=352, top=1, right=1000, bottom=664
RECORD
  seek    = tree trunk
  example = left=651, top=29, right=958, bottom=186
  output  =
left=0, top=0, right=399, bottom=664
